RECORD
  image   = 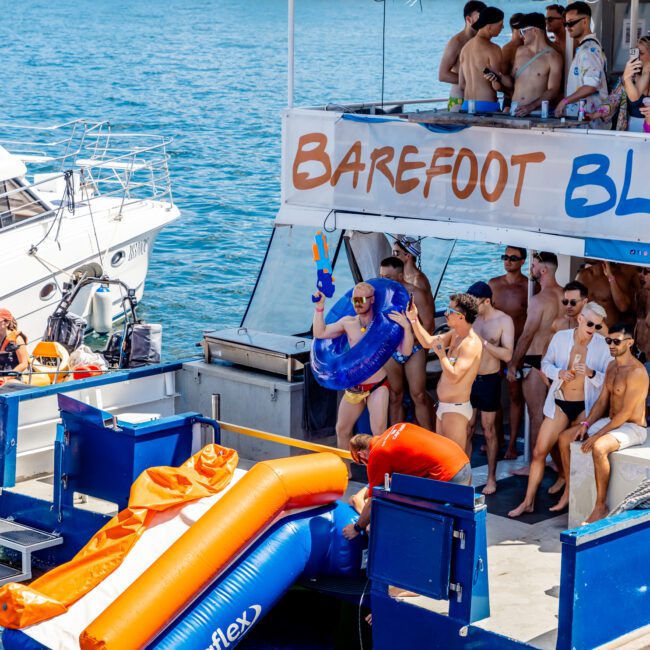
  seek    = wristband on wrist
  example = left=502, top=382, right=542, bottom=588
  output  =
left=580, top=420, right=590, bottom=428
left=315, top=307, right=324, bottom=313
left=353, top=521, right=365, bottom=534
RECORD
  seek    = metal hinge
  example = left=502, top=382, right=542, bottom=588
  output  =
left=453, top=529, right=466, bottom=550
left=449, top=582, right=463, bottom=603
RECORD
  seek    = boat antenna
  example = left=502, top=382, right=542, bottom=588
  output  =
left=374, top=0, right=387, bottom=110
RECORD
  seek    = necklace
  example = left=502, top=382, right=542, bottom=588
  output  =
left=359, top=316, right=370, bottom=333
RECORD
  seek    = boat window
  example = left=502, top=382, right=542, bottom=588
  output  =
left=0, top=178, right=48, bottom=229
left=242, top=225, right=354, bottom=336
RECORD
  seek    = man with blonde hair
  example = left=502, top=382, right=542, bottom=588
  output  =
left=313, top=282, right=412, bottom=449
left=509, top=301, right=612, bottom=517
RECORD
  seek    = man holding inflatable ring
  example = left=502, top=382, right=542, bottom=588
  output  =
left=313, top=282, right=413, bottom=450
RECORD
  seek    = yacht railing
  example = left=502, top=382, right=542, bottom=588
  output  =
left=0, top=120, right=175, bottom=233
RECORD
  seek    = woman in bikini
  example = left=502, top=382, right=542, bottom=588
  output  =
left=508, top=302, right=612, bottom=518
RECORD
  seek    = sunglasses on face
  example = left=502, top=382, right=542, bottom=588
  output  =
left=562, top=298, right=582, bottom=306
left=445, top=306, right=463, bottom=317
left=639, top=268, right=650, bottom=275
left=501, top=254, right=523, bottom=262
left=352, top=296, right=372, bottom=306
left=564, top=17, right=586, bottom=28
left=519, top=27, right=534, bottom=37
left=605, top=337, right=632, bottom=346
left=584, top=320, right=603, bottom=330
left=546, top=15, right=562, bottom=22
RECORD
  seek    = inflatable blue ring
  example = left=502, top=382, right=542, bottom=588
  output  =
left=311, top=278, right=410, bottom=390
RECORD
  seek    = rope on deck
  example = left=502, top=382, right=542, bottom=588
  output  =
left=609, top=478, right=650, bottom=516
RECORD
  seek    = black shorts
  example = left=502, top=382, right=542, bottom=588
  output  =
left=555, top=399, right=585, bottom=423
left=523, top=354, right=542, bottom=370
left=470, top=372, right=502, bottom=412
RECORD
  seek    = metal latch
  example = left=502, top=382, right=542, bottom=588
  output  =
left=453, top=529, right=466, bottom=550
left=449, top=582, right=463, bottom=603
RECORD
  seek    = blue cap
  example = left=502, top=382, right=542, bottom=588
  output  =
left=467, top=281, right=492, bottom=299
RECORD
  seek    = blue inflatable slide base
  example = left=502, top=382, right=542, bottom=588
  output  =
left=3, top=501, right=364, bottom=650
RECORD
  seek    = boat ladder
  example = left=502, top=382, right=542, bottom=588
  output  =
left=0, top=518, right=63, bottom=585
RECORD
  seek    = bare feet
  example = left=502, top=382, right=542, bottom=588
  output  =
left=504, top=447, right=519, bottom=460
left=582, top=503, right=608, bottom=525
left=549, top=493, right=569, bottom=512
left=388, top=586, right=419, bottom=598
left=548, top=477, right=565, bottom=495
left=508, top=501, right=534, bottom=518
left=482, top=479, right=497, bottom=495
left=510, top=464, right=530, bottom=476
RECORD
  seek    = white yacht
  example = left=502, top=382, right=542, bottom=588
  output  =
left=0, top=120, right=179, bottom=342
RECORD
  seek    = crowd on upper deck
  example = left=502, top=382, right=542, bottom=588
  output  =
left=438, top=1, right=650, bottom=132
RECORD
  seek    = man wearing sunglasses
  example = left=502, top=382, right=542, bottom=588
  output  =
left=507, top=252, right=563, bottom=474
left=313, top=282, right=412, bottom=450
left=407, top=293, right=482, bottom=452
left=553, top=2, right=608, bottom=125
left=509, top=302, right=612, bottom=518
left=576, top=259, right=636, bottom=328
left=545, top=5, right=566, bottom=57
left=489, top=246, right=529, bottom=460
left=551, top=281, right=589, bottom=334
left=380, top=257, right=435, bottom=430
left=391, top=236, right=435, bottom=316
left=507, top=13, right=563, bottom=117
left=554, top=323, right=649, bottom=523
left=466, top=281, right=514, bottom=495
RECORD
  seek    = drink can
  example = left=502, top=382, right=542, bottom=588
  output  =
left=578, top=99, right=586, bottom=121
left=468, top=99, right=476, bottom=114
left=541, top=100, right=549, bottom=119
left=510, top=101, right=519, bottom=117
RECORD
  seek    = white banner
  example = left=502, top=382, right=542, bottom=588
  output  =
left=282, top=109, right=650, bottom=252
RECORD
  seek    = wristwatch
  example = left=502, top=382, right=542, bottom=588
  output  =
left=353, top=521, right=365, bottom=534
left=588, top=369, right=596, bottom=378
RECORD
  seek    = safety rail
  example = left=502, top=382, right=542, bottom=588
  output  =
left=0, top=119, right=174, bottom=233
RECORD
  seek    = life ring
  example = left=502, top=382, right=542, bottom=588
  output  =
left=311, top=278, right=409, bottom=390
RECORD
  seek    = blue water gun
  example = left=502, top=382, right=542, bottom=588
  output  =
left=311, top=231, right=335, bottom=302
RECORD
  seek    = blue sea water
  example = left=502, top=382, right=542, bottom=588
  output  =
left=4, top=0, right=535, bottom=358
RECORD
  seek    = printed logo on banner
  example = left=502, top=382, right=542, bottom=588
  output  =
left=206, top=604, right=262, bottom=649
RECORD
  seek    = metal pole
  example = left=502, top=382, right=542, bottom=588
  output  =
left=524, top=250, right=534, bottom=464
left=288, top=0, right=295, bottom=109
left=630, top=0, right=640, bottom=51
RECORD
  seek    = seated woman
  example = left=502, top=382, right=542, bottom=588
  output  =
left=588, top=35, right=650, bottom=131
left=0, top=309, right=29, bottom=380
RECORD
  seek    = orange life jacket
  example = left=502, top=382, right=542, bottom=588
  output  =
left=0, top=330, right=26, bottom=371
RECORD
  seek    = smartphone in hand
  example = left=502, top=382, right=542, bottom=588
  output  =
left=630, top=47, right=640, bottom=61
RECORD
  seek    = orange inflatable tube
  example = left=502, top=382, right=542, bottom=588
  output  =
left=80, top=452, right=348, bottom=650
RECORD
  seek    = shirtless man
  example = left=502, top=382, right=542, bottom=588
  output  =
left=438, top=0, right=487, bottom=111
left=312, top=282, right=412, bottom=450
left=392, top=237, right=436, bottom=315
left=467, top=282, right=514, bottom=494
left=508, top=302, right=611, bottom=518
left=500, top=13, right=524, bottom=113
left=506, top=13, right=563, bottom=117
left=458, top=6, right=507, bottom=113
left=489, top=246, right=530, bottom=459
left=551, top=281, right=589, bottom=334
left=545, top=4, right=566, bottom=57
left=379, top=257, right=434, bottom=429
left=635, top=267, right=650, bottom=360
left=507, top=252, right=564, bottom=469
left=408, top=293, right=482, bottom=452
left=576, top=260, right=637, bottom=327
left=554, top=323, right=648, bottom=523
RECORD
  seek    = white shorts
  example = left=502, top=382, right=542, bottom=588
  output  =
left=588, top=418, right=648, bottom=451
left=437, top=400, right=473, bottom=422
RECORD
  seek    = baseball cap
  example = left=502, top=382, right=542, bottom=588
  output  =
left=0, top=308, right=14, bottom=322
left=519, top=12, right=546, bottom=31
left=467, top=281, right=493, bottom=300
left=473, top=6, right=505, bottom=30
left=397, top=236, right=421, bottom=258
